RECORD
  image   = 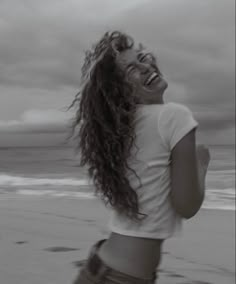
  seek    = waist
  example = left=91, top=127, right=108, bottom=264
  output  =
left=97, top=232, right=164, bottom=279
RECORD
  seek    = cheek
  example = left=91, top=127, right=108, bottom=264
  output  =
left=129, top=73, right=142, bottom=86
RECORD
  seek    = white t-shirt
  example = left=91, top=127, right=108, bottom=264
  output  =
left=108, top=102, right=199, bottom=239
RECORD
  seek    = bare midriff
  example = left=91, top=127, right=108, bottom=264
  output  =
left=97, top=232, right=164, bottom=279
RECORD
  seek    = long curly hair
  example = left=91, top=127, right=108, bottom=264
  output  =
left=66, top=31, right=147, bottom=221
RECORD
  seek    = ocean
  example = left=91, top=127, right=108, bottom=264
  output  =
left=0, top=145, right=235, bottom=211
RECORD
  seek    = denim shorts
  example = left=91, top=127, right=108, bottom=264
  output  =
left=73, top=239, right=158, bottom=284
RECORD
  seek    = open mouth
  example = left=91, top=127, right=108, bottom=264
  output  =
left=144, top=72, right=160, bottom=86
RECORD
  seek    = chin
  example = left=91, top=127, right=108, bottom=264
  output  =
left=152, top=78, right=168, bottom=92
left=159, top=78, right=168, bottom=90
left=151, top=82, right=168, bottom=94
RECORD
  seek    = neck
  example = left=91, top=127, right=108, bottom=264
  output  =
left=145, top=96, right=164, bottom=105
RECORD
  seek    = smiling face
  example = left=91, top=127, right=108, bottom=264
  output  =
left=116, top=48, right=168, bottom=104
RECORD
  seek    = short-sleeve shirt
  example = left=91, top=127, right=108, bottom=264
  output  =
left=108, top=102, right=199, bottom=239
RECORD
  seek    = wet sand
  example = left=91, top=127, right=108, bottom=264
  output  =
left=0, top=195, right=234, bottom=284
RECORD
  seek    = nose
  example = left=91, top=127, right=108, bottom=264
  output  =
left=137, top=62, right=150, bottom=74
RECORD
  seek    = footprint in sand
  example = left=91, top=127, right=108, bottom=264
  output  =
left=193, top=281, right=213, bottom=284
left=168, top=272, right=186, bottom=279
left=72, top=260, right=87, bottom=268
left=44, top=246, right=80, bottom=252
left=176, top=282, right=212, bottom=284
left=83, top=219, right=96, bottom=224
left=159, top=269, right=213, bottom=284
left=15, top=241, right=28, bottom=244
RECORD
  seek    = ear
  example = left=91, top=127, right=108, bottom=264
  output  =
left=110, top=41, right=120, bottom=56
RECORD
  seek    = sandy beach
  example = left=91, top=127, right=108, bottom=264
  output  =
left=0, top=195, right=234, bottom=284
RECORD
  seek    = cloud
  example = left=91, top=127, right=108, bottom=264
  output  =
left=0, top=109, right=73, bottom=133
left=0, top=0, right=234, bottom=145
left=0, top=0, right=151, bottom=90
left=1, top=0, right=233, bottom=94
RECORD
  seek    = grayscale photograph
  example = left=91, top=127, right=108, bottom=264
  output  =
left=0, top=0, right=235, bottom=283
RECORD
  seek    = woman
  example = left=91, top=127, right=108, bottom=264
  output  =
left=68, top=31, right=210, bottom=284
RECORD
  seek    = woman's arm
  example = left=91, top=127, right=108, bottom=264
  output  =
left=170, top=128, right=210, bottom=219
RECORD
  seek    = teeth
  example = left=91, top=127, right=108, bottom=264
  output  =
left=145, top=72, right=159, bottom=85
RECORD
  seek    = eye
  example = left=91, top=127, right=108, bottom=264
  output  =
left=139, top=53, right=154, bottom=63
left=126, top=64, right=136, bottom=74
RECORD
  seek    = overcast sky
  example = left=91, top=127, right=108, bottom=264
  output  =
left=0, top=0, right=235, bottom=146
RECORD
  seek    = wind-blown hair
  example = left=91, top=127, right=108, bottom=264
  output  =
left=67, top=31, right=147, bottom=221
